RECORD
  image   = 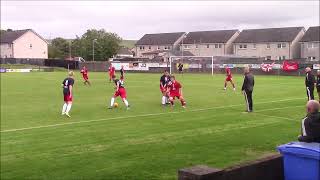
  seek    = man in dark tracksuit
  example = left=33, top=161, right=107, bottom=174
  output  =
left=305, top=67, right=316, bottom=101
left=242, top=67, right=255, bottom=112
left=298, top=100, right=320, bottom=143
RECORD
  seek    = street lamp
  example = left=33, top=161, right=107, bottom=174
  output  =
left=69, top=41, right=72, bottom=59
left=92, top=39, right=97, bottom=61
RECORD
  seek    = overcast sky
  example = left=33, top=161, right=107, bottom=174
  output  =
left=1, top=1, right=319, bottom=40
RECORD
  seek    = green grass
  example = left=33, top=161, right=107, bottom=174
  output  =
left=1, top=72, right=312, bottom=180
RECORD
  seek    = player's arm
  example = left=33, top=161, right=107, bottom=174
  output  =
left=69, top=85, right=72, bottom=97
left=241, top=76, right=247, bottom=91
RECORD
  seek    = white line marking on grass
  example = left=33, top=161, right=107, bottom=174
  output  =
left=1, top=97, right=305, bottom=133
left=255, top=113, right=295, bottom=121
left=253, top=105, right=303, bottom=113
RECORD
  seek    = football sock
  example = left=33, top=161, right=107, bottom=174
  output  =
left=110, top=97, right=115, bottom=107
left=66, top=103, right=72, bottom=114
left=62, top=103, right=67, bottom=114
left=180, top=100, right=186, bottom=106
left=123, top=98, right=129, bottom=107
left=162, top=96, right=166, bottom=105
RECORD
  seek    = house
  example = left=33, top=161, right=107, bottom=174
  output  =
left=115, top=47, right=134, bottom=58
left=233, top=27, right=305, bottom=60
left=135, top=32, right=186, bottom=58
left=181, top=30, right=240, bottom=56
left=141, top=50, right=194, bottom=62
left=0, top=29, right=48, bottom=59
left=300, top=26, right=320, bottom=61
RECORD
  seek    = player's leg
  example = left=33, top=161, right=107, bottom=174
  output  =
left=161, top=91, right=167, bottom=105
left=65, top=101, right=72, bottom=117
left=120, top=89, right=130, bottom=109
left=224, top=80, right=227, bottom=90
left=169, top=96, right=175, bottom=106
left=318, top=91, right=320, bottom=102
left=61, top=102, right=67, bottom=115
left=230, top=79, right=236, bottom=91
left=310, top=87, right=314, bottom=100
left=179, top=95, right=186, bottom=108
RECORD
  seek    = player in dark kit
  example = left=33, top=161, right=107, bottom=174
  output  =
left=178, top=63, right=183, bottom=74
left=305, top=67, right=316, bottom=101
left=120, top=65, right=125, bottom=80
left=108, top=79, right=130, bottom=109
left=160, top=70, right=170, bottom=105
left=167, top=75, right=186, bottom=108
left=80, top=66, right=91, bottom=86
left=61, top=71, right=75, bottom=117
left=224, top=66, right=236, bottom=91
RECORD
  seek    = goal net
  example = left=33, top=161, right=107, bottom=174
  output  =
left=169, top=56, right=220, bottom=76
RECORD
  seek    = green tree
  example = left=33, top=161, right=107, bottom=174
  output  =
left=48, top=37, right=70, bottom=59
left=73, top=29, right=122, bottom=61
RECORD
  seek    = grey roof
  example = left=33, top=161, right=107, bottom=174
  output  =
left=300, top=26, right=320, bottom=42
left=234, top=27, right=304, bottom=43
left=0, top=29, right=48, bottom=44
left=183, top=30, right=239, bottom=44
left=136, top=32, right=185, bottom=45
left=0, top=29, right=30, bottom=43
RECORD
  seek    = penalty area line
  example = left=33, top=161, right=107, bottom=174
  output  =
left=1, top=97, right=305, bottom=133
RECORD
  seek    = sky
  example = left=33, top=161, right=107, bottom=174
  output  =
left=1, top=1, right=319, bottom=40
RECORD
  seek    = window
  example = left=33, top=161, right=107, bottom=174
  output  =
left=266, top=56, right=271, bottom=60
left=266, top=44, right=270, bottom=49
left=215, top=44, right=219, bottom=48
left=148, top=46, right=151, bottom=50
left=308, top=56, right=316, bottom=61
left=184, top=45, right=190, bottom=49
left=7, top=44, right=11, bottom=49
left=278, top=56, right=281, bottom=60
left=307, top=43, right=314, bottom=48
left=239, top=44, right=247, bottom=49
left=219, top=44, right=222, bottom=48
left=157, top=46, right=160, bottom=50
left=139, top=46, right=144, bottom=50
left=282, top=56, right=286, bottom=60
left=29, top=44, right=32, bottom=49
left=253, top=44, right=256, bottom=49
left=277, top=43, right=286, bottom=48
left=195, top=44, right=198, bottom=49
left=168, top=46, right=171, bottom=50
left=207, top=44, right=210, bottom=48
left=164, top=46, right=168, bottom=50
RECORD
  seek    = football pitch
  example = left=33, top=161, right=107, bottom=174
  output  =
left=1, top=72, right=309, bottom=180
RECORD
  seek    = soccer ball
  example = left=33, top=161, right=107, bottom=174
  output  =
left=114, top=103, right=119, bottom=108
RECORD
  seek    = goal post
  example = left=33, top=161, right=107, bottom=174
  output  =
left=169, top=56, right=215, bottom=76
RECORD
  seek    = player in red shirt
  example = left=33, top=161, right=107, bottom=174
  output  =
left=108, top=78, right=130, bottom=110
left=108, top=64, right=116, bottom=83
left=167, top=75, right=186, bottom=108
left=80, top=66, right=91, bottom=86
left=224, top=66, right=236, bottom=91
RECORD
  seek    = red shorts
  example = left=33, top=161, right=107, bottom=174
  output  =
left=226, top=76, right=232, bottom=81
left=83, top=75, right=88, bottom=80
left=114, top=88, right=127, bottom=99
left=160, top=85, right=167, bottom=93
left=169, top=92, right=181, bottom=99
left=109, top=73, right=115, bottom=77
left=64, top=94, right=73, bottom=102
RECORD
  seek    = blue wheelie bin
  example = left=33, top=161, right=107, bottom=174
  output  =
left=277, top=142, right=320, bottom=180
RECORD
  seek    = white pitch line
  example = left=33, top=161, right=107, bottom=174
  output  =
left=0, top=97, right=305, bottom=133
